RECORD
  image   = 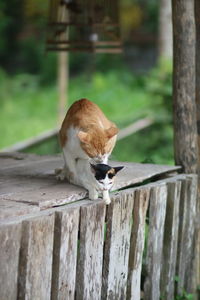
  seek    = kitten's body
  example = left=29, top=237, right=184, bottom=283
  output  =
left=59, top=98, right=118, bottom=181
left=72, top=161, right=123, bottom=204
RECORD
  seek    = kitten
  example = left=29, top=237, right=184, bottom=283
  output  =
left=58, top=98, right=119, bottom=182
left=72, top=160, right=124, bottom=204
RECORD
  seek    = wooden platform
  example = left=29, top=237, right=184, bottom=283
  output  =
left=1, top=153, right=199, bottom=300
left=0, top=152, right=180, bottom=220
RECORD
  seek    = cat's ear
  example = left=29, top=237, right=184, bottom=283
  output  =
left=77, top=131, right=90, bottom=144
left=106, top=126, right=119, bottom=139
left=114, top=166, right=124, bottom=174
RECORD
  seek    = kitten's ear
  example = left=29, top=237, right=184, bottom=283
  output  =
left=90, top=163, right=97, bottom=174
left=77, top=131, right=90, bottom=144
left=114, top=166, right=124, bottom=174
left=106, top=126, right=119, bottom=139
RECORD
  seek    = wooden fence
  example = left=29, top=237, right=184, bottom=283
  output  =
left=0, top=173, right=198, bottom=300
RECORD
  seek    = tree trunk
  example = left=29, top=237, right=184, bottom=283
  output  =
left=158, top=0, right=173, bottom=59
left=195, top=0, right=200, bottom=290
left=172, top=0, right=198, bottom=174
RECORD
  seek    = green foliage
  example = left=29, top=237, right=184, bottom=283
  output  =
left=0, top=64, right=174, bottom=165
left=173, top=276, right=195, bottom=300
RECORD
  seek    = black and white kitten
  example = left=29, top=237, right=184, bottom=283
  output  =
left=72, top=160, right=124, bottom=204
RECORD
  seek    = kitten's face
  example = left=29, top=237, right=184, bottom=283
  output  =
left=90, top=164, right=124, bottom=191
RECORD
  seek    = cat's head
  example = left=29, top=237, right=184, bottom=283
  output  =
left=78, top=126, right=119, bottom=163
left=90, top=163, right=124, bottom=191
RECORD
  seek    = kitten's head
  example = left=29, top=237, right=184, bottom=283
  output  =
left=78, top=126, right=119, bottom=162
left=90, top=163, right=124, bottom=191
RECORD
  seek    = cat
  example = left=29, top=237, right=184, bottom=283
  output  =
left=72, top=161, right=124, bottom=204
left=58, top=98, right=119, bottom=182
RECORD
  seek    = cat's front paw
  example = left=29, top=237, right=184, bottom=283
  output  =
left=89, top=189, right=99, bottom=201
left=55, top=168, right=67, bottom=181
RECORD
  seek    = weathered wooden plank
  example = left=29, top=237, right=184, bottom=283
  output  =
left=127, top=188, right=150, bottom=300
left=0, top=198, right=40, bottom=220
left=76, top=201, right=106, bottom=300
left=176, top=175, right=197, bottom=294
left=0, top=221, right=22, bottom=300
left=160, top=180, right=181, bottom=300
left=102, top=192, right=134, bottom=300
left=18, top=213, right=55, bottom=300
left=0, top=152, right=180, bottom=210
left=143, top=184, right=167, bottom=300
left=1, top=182, right=87, bottom=209
left=51, top=206, right=80, bottom=300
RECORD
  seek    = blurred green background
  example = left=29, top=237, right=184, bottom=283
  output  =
left=0, top=0, right=174, bottom=165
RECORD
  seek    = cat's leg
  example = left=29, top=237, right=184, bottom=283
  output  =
left=88, top=188, right=99, bottom=201
left=62, top=148, right=77, bottom=182
left=103, top=190, right=111, bottom=205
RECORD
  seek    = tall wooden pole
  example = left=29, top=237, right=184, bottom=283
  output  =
left=158, top=0, right=173, bottom=59
left=172, top=0, right=198, bottom=174
left=172, top=0, right=199, bottom=294
left=58, top=52, right=68, bottom=125
left=195, top=0, right=200, bottom=289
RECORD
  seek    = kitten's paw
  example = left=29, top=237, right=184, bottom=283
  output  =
left=104, top=197, right=111, bottom=205
left=89, top=190, right=99, bottom=201
left=103, top=190, right=111, bottom=205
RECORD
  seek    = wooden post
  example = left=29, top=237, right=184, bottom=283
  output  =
left=195, top=0, right=200, bottom=289
left=172, top=0, right=198, bottom=173
left=158, top=0, right=173, bottom=59
left=57, top=4, right=69, bottom=125
left=172, top=0, right=200, bottom=294
left=58, top=52, right=68, bottom=125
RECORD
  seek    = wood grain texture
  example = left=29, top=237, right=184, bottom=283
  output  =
left=17, top=213, right=55, bottom=300
left=51, top=207, right=80, bottom=300
left=76, top=201, right=106, bottom=300
left=127, top=188, right=150, bottom=300
left=172, top=0, right=198, bottom=173
left=176, top=175, right=197, bottom=294
left=143, top=184, right=167, bottom=300
left=102, top=192, right=134, bottom=300
left=194, top=0, right=200, bottom=286
left=160, top=179, right=181, bottom=300
left=0, top=221, right=22, bottom=300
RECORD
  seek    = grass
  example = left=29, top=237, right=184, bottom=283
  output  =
left=0, top=66, right=174, bottom=165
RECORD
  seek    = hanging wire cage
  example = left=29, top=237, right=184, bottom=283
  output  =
left=46, top=0, right=122, bottom=53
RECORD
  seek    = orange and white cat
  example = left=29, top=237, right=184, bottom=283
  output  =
left=58, top=98, right=119, bottom=182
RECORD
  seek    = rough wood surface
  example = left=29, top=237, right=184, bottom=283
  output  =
left=176, top=175, right=197, bottom=294
left=102, top=192, right=134, bottom=300
left=143, top=184, right=167, bottom=300
left=76, top=202, right=106, bottom=300
left=0, top=152, right=180, bottom=217
left=17, top=212, right=55, bottom=300
left=0, top=221, right=22, bottom=300
left=160, top=179, right=181, bottom=300
left=0, top=198, right=39, bottom=220
left=51, top=206, right=80, bottom=300
left=127, top=188, right=150, bottom=300
left=194, top=0, right=200, bottom=287
left=172, top=0, right=198, bottom=173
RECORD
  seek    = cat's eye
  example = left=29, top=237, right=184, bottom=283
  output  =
left=99, top=180, right=104, bottom=184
